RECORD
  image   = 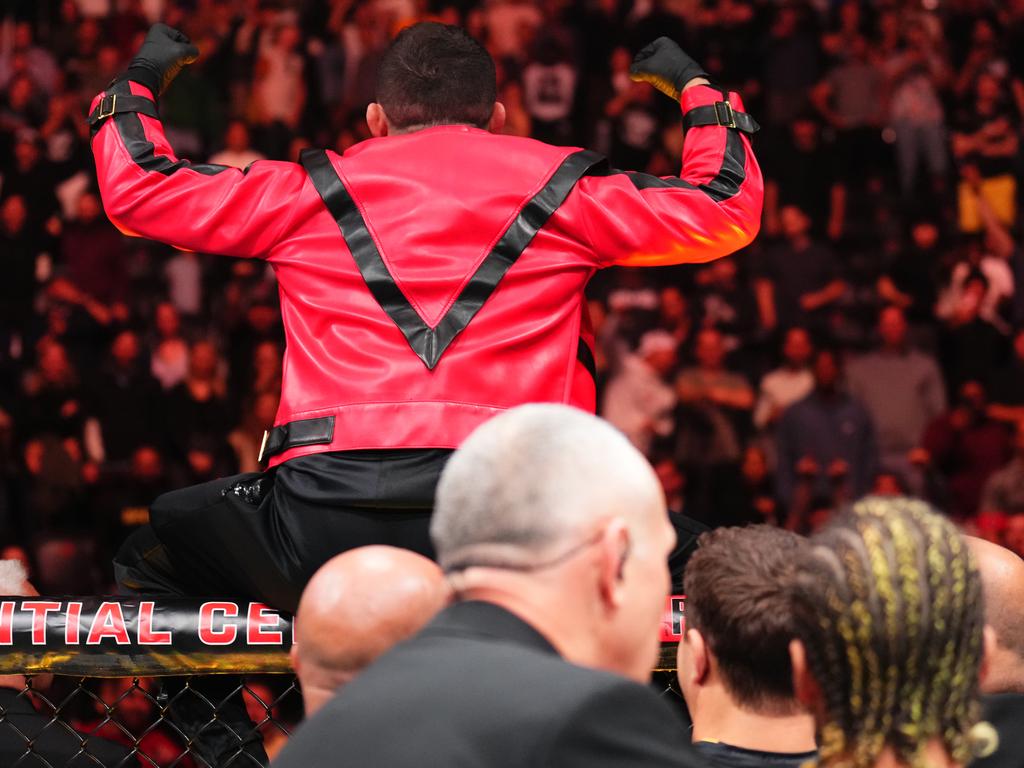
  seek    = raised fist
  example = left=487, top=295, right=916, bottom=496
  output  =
left=629, top=37, right=708, bottom=101
left=124, top=23, right=199, bottom=97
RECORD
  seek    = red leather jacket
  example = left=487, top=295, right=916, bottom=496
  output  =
left=90, top=80, right=762, bottom=467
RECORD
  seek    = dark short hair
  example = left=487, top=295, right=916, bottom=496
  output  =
left=683, top=525, right=807, bottom=712
left=376, top=23, right=496, bottom=129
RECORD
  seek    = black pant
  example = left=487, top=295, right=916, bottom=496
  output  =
left=114, top=450, right=445, bottom=612
left=112, top=451, right=445, bottom=767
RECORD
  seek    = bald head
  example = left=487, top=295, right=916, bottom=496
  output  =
left=432, top=403, right=664, bottom=572
left=293, top=546, right=450, bottom=715
left=967, top=536, right=1024, bottom=693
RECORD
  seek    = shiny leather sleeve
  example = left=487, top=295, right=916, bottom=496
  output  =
left=570, top=84, right=763, bottom=267
left=88, top=80, right=311, bottom=258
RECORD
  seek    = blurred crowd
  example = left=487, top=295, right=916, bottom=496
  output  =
left=2, top=0, right=1024, bottom=592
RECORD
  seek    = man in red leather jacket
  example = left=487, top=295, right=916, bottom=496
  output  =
left=91, top=24, right=761, bottom=613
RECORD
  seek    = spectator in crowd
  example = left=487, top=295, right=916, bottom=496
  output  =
left=988, top=329, right=1024, bottom=425
left=979, top=421, right=1024, bottom=518
left=208, top=118, right=265, bottom=169
left=965, top=536, right=1024, bottom=768
left=275, top=404, right=700, bottom=768
left=59, top=189, right=130, bottom=306
left=776, top=348, right=876, bottom=514
left=753, top=326, right=814, bottom=436
left=678, top=526, right=816, bottom=767
left=754, top=205, right=846, bottom=335
left=149, top=301, right=189, bottom=391
left=846, top=306, right=946, bottom=486
left=918, top=380, right=1011, bottom=518
left=0, top=559, right=136, bottom=767
left=675, top=327, right=753, bottom=474
left=0, top=194, right=39, bottom=349
left=292, top=545, right=450, bottom=717
left=602, top=329, right=677, bottom=456
left=953, top=71, right=1018, bottom=234
left=86, top=329, right=161, bottom=465
left=788, top=497, right=987, bottom=768
left=876, top=218, right=943, bottom=341
left=762, top=113, right=836, bottom=238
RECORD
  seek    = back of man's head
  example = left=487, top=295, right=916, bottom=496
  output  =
left=681, top=525, right=808, bottom=716
left=376, top=22, right=496, bottom=130
left=789, top=497, right=986, bottom=768
left=432, top=404, right=674, bottom=682
left=292, top=546, right=450, bottom=716
left=966, top=536, right=1024, bottom=694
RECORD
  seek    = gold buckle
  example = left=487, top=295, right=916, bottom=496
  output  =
left=257, top=429, right=269, bottom=463
left=714, top=100, right=736, bottom=129
left=97, top=94, right=117, bottom=121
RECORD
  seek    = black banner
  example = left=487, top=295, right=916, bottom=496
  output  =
left=0, top=598, right=292, bottom=676
left=0, top=596, right=685, bottom=676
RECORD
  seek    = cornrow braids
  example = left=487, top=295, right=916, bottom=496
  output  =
left=789, top=497, right=986, bottom=768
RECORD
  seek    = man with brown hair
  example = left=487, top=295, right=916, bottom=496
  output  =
left=678, top=525, right=816, bottom=767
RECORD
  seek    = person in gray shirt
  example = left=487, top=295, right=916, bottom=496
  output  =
left=846, top=306, right=946, bottom=490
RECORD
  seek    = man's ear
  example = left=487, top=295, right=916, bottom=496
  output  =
left=598, top=518, right=630, bottom=609
left=678, top=628, right=709, bottom=688
left=366, top=103, right=389, bottom=138
left=789, top=638, right=821, bottom=712
left=487, top=102, right=506, bottom=134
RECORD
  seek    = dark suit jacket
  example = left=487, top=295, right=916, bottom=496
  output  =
left=0, top=686, right=136, bottom=767
left=276, top=600, right=705, bottom=768
left=974, top=693, right=1024, bottom=768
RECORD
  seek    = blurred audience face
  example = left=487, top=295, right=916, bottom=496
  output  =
left=780, top=206, right=810, bottom=241
left=76, top=192, right=103, bottom=224
left=188, top=341, right=219, bottom=381
left=659, top=286, right=687, bottom=323
left=38, top=341, right=73, bottom=385
left=292, top=546, right=450, bottom=716
left=741, top=445, right=769, bottom=485
left=911, top=221, right=939, bottom=251
left=812, top=349, right=840, bottom=393
left=695, top=329, right=726, bottom=370
left=111, top=330, right=140, bottom=368
left=1, top=195, right=27, bottom=235
left=878, top=307, right=908, bottom=350
left=782, top=327, right=813, bottom=368
left=679, top=527, right=814, bottom=753
left=131, top=446, right=164, bottom=483
left=225, top=120, right=251, bottom=153
left=155, top=302, right=181, bottom=339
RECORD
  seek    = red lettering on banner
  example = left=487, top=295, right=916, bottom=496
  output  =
left=22, top=601, right=61, bottom=645
left=0, top=601, right=14, bottom=644
left=247, top=603, right=283, bottom=645
left=659, top=595, right=686, bottom=642
left=137, top=601, right=172, bottom=644
left=65, top=601, right=82, bottom=644
left=199, top=602, right=238, bottom=645
left=87, top=602, right=130, bottom=645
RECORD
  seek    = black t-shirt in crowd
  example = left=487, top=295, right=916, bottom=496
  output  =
left=695, top=741, right=817, bottom=768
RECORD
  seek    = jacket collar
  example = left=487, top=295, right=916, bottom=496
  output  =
left=420, top=600, right=559, bottom=656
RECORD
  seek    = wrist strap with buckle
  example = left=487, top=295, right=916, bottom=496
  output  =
left=87, top=93, right=159, bottom=127
left=682, top=101, right=759, bottom=134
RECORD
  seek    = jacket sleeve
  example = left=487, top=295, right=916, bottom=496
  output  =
left=89, top=79, right=310, bottom=258
left=571, top=84, right=763, bottom=267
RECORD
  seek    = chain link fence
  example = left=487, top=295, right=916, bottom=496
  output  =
left=0, top=598, right=686, bottom=767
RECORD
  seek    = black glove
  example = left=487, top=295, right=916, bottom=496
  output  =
left=629, top=37, right=708, bottom=101
left=121, top=23, right=199, bottom=97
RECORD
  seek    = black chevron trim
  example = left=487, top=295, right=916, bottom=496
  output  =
left=300, top=147, right=607, bottom=369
